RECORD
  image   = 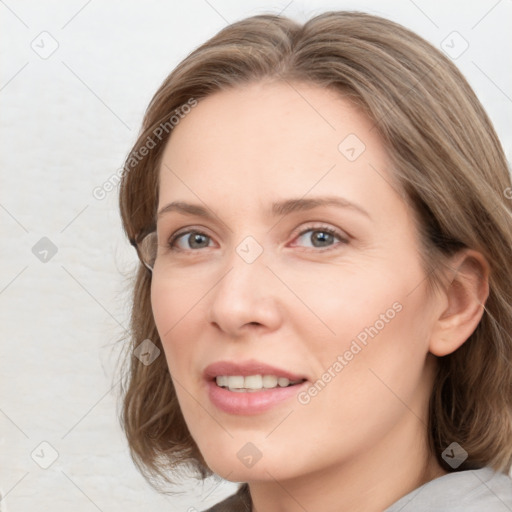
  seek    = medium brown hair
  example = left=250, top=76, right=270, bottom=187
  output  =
left=117, top=11, right=512, bottom=487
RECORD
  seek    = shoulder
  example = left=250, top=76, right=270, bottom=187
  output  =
left=202, top=483, right=251, bottom=512
left=385, top=466, right=512, bottom=512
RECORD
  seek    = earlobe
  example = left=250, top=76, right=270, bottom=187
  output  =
left=429, top=249, right=490, bottom=357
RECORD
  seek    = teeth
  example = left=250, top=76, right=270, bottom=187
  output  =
left=245, top=375, right=263, bottom=389
left=216, top=375, right=228, bottom=387
left=215, top=375, right=303, bottom=392
left=226, top=376, right=244, bottom=389
left=262, top=375, right=278, bottom=388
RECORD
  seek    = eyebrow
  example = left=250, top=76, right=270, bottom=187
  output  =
left=157, top=196, right=370, bottom=220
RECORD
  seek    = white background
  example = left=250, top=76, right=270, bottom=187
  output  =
left=1, top=1, right=511, bottom=511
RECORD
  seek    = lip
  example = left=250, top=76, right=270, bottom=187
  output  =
left=203, top=360, right=309, bottom=415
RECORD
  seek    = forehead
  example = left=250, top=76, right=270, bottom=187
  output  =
left=157, top=80, right=401, bottom=219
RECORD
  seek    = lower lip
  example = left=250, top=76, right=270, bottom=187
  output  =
left=207, top=380, right=308, bottom=415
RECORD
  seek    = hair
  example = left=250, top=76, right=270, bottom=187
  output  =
left=117, top=10, right=512, bottom=488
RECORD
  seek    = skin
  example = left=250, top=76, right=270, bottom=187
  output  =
left=150, top=80, right=489, bottom=512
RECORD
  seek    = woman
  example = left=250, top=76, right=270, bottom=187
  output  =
left=118, top=11, right=512, bottom=511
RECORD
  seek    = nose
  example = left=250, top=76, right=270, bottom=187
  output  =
left=207, top=242, right=283, bottom=338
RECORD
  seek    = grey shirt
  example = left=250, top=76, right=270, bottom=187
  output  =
left=384, top=467, right=512, bottom=511
left=204, top=467, right=512, bottom=511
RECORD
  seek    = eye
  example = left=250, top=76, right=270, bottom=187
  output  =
left=168, top=229, right=214, bottom=251
left=291, top=225, right=348, bottom=251
left=166, top=224, right=349, bottom=253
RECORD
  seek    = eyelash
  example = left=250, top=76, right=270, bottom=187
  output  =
left=166, top=224, right=349, bottom=254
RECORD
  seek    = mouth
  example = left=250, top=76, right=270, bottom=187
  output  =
left=214, top=374, right=307, bottom=392
left=203, top=360, right=309, bottom=414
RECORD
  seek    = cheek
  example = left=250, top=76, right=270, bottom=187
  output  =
left=322, top=283, right=432, bottom=413
left=297, top=253, right=433, bottom=402
left=150, top=278, right=207, bottom=430
left=293, top=294, right=432, bottom=464
left=150, top=277, right=196, bottom=374
left=280, top=259, right=411, bottom=350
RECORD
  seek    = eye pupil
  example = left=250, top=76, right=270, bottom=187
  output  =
left=190, top=233, right=209, bottom=248
left=312, top=231, right=333, bottom=247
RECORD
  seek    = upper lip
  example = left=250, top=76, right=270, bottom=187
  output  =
left=203, top=360, right=308, bottom=382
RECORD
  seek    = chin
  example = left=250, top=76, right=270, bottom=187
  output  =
left=197, top=441, right=299, bottom=483
left=209, top=462, right=285, bottom=483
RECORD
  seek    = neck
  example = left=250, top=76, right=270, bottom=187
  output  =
left=247, top=414, right=447, bottom=512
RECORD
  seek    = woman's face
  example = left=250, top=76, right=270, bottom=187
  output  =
left=151, top=81, right=442, bottom=483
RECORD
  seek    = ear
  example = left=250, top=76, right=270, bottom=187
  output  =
left=429, top=249, right=489, bottom=357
